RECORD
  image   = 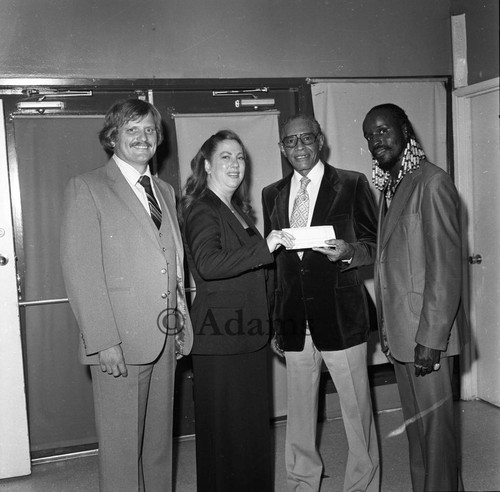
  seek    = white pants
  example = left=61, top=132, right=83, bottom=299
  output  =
left=285, top=338, right=380, bottom=492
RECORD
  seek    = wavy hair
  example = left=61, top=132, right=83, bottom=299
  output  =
left=99, top=99, right=164, bottom=154
left=178, top=130, right=251, bottom=225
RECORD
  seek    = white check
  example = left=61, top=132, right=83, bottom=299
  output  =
left=283, top=225, right=336, bottom=250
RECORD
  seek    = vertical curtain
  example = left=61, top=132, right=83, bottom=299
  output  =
left=173, top=111, right=289, bottom=416
left=311, top=80, right=448, bottom=187
left=173, top=111, right=282, bottom=234
left=14, top=116, right=106, bottom=452
left=311, top=80, right=447, bottom=365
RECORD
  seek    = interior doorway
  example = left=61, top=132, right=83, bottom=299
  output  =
left=0, top=79, right=306, bottom=463
left=13, top=114, right=106, bottom=454
left=453, top=77, right=500, bottom=405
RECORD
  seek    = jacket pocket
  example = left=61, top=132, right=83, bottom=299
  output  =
left=407, top=291, right=423, bottom=317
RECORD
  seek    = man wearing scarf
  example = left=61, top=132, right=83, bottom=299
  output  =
left=363, top=103, right=465, bottom=492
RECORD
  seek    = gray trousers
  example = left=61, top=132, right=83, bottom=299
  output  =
left=90, top=335, right=176, bottom=492
left=393, top=357, right=462, bottom=492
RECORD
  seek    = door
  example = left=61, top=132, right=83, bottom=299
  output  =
left=454, top=77, right=500, bottom=405
left=1, top=82, right=307, bottom=462
left=12, top=113, right=109, bottom=454
left=7, top=105, right=197, bottom=456
left=0, top=99, right=31, bottom=478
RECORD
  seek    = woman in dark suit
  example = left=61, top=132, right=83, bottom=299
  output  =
left=179, top=130, right=293, bottom=492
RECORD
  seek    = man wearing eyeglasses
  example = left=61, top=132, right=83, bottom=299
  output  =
left=262, top=114, right=380, bottom=492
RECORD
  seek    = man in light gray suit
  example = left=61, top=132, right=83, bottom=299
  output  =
left=363, top=103, right=463, bottom=492
left=61, top=99, right=193, bottom=491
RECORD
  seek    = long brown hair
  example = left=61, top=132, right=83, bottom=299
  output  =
left=178, top=130, right=251, bottom=225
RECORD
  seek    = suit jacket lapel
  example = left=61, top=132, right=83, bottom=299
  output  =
left=105, top=159, right=159, bottom=246
left=266, top=176, right=305, bottom=263
left=310, top=164, right=339, bottom=226
left=207, top=189, right=262, bottom=244
left=223, top=202, right=253, bottom=243
left=379, top=167, right=421, bottom=250
left=274, top=176, right=292, bottom=229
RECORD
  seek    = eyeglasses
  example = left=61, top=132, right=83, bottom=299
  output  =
left=281, top=132, right=320, bottom=149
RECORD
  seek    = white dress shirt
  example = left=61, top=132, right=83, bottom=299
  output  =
left=288, top=160, right=324, bottom=225
left=112, top=155, right=160, bottom=216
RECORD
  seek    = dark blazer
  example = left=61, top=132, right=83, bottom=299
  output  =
left=182, top=190, right=274, bottom=355
left=262, top=163, right=377, bottom=352
left=374, top=159, right=463, bottom=362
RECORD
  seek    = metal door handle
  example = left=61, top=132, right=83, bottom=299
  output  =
left=468, top=254, right=482, bottom=265
left=0, top=255, right=8, bottom=266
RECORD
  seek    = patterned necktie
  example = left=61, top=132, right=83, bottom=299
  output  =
left=139, top=175, right=162, bottom=229
left=290, top=176, right=310, bottom=259
left=290, top=176, right=311, bottom=228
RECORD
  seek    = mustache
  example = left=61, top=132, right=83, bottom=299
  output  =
left=371, top=146, right=388, bottom=159
left=131, top=142, right=152, bottom=148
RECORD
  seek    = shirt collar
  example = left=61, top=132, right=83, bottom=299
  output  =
left=292, top=160, right=324, bottom=187
left=112, top=154, right=153, bottom=184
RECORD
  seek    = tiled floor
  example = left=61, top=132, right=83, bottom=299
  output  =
left=0, top=400, right=498, bottom=491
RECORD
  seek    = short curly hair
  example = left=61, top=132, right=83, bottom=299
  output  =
left=364, top=103, right=417, bottom=140
left=280, top=114, right=322, bottom=140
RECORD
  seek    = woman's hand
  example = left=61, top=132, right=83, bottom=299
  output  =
left=266, top=230, right=295, bottom=253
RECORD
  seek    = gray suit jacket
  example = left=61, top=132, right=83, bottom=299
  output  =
left=60, top=159, right=193, bottom=365
left=374, top=159, right=463, bottom=362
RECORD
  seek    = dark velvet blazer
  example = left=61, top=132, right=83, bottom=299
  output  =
left=262, top=163, right=378, bottom=352
left=182, top=189, right=274, bottom=355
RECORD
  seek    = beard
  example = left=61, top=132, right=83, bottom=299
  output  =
left=375, top=155, right=400, bottom=173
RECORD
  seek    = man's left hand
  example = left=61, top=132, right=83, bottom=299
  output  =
left=313, top=239, right=354, bottom=262
left=414, top=343, right=441, bottom=377
left=270, top=335, right=285, bottom=358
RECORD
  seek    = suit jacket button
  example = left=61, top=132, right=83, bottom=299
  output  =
left=161, top=268, right=167, bottom=274
left=161, top=292, right=168, bottom=299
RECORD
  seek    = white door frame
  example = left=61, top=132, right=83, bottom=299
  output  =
left=0, top=99, right=31, bottom=478
left=453, top=77, right=500, bottom=400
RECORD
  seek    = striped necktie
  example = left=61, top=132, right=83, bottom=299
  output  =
left=139, top=175, right=162, bottom=229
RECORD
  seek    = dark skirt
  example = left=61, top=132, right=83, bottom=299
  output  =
left=192, top=347, right=273, bottom=492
